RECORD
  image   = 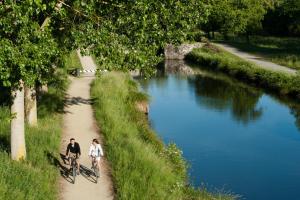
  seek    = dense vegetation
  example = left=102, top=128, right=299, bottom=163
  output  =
left=263, top=0, right=300, bottom=37
left=91, top=72, right=236, bottom=200
left=0, top=50, right=73, bottom=199
left=0, top=0, right=209, bottom=160
left=201, top=0, right=300, bottom=38
left=0, top=84, right=66, bottom=200
left=186, top=44, right=300, bottom=98
left=0, top=0, right=298, bottom=199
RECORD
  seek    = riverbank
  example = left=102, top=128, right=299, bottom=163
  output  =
left=186, top=44, right=300, bottom=98
left=213, top=36, right=300, bottom=70
left=91, top=72, right=236, bottom=200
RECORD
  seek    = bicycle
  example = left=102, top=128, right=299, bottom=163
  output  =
left=69, top=155, right=78, bottom=184
left=91, top=156, right=100, bottom=183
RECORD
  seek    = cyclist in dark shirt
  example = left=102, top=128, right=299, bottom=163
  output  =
left=66, top=138, right=81, bottom=174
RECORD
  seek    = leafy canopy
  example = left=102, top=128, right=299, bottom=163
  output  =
left=0, top=0, right=209, bottom=87
left=0, top=0, right=61, bottom=88
left=201, top=0, right=276, bottom=35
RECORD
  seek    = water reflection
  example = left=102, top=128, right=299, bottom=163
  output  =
left=187, top=74, right=263, bottom=124
left=138, top=60, right=300, bottom=200
left=279, top=97, right=300, bottom=131
left=154, top=60, right=264, bottom=124
left=140, top=59, right=300, bottom=128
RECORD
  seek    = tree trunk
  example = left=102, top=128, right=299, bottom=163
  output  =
left=25, top=86, right=37, bottom=126
left=11, top=81, right=26, bottom=160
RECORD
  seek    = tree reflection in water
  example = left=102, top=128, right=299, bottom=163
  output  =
left=187, top=75, right=263, bottom=124
left=138, top=59, right=300, bottom=129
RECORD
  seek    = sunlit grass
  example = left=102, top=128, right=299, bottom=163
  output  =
left=0, top=65, right=68, bottom=200
left=91, top=72, right=236, bottom=200
left=186, top=44, right=300, bottom=97
left=0, top=99, right=62, bottom=200
left=215, top=36, right=300, bottom=70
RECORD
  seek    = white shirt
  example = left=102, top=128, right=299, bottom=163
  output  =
left=88, top=144, right=104, bottom=157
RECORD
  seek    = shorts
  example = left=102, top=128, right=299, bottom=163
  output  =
left=69, top=152, right=80, bottom=162
left=92, top=156, right=101, bottom=162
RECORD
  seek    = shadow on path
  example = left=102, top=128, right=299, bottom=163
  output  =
left=46, top=152, right=73, bottom=184
left=64, top=96, right=94, bottom=106
left=46, top=151, right=98, bottom=184
left=80, top=165, right=98, bottom=184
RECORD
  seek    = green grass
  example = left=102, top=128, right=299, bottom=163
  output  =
left=186, top=44, right=300, bottom=98
left=91, top=72, right=236, bottom=200
left=214, top=36, right=300, bottom=70
left=64, top=50, right=82, bottom=70
left=0, top=68, right=68, bottom=200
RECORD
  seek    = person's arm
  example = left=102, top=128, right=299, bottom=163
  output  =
left=99, top=144, right=104, bottom=157
left=77, top=143, right=81, bottom=156
left=88, top=145, right=93, bottom=157
left=66, top=144, right=70, bottom=156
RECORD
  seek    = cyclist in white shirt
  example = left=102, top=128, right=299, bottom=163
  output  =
left=88, top=139, right=104, bottom=170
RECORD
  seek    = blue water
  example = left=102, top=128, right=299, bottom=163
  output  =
left=139, top=62, right=300, bottom=200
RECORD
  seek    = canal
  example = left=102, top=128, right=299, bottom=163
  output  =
left=138, top=60, right=300, bottom=200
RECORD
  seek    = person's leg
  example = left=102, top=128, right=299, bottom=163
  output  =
left=76, top=156, right=80, bottom=173
left=68, top=157, right=72, bottom=170
left=96, top=157, right=101, bottom=170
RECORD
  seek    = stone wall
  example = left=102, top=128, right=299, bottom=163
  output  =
left=164, top=60, right=194, bottom=75
left=164, top=43, right=204, bottom=60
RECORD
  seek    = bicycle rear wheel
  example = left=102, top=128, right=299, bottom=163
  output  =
left=72, top=161, right=76, bottom=184
left=94, top=167, right=99, bottom=183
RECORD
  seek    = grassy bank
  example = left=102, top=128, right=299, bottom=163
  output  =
left=0, top=66, right=68, bottom=200
left=91, top=72, right=235, bottom=200
left=186, top=44, right=300, bottom=98
left=214, top=36, right=300, bottom=70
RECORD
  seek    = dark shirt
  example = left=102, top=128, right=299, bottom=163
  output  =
left=66, top=142, right=81, bottom=155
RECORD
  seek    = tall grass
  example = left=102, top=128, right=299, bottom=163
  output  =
left=214, top=36, right=300, bottom=70
left=186, top=44, right=300, bottom=98
left=91, top=72, right=236, bottom=200
left=0, top=66, right=68, bottom=200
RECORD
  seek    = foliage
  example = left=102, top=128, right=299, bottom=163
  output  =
left=201, top=0, right=300, bottom=37
left=263, top=0, right=300, bottom=36
left=91, top=72, right=236, bottom=200
left=66, top=0, right=209, bottom=75
left=186, top=45, right=300, bottom=98
left=0, top=0, right=210, bottom=85
left=201, top=0, right=275, bottom=37
left=0, top=1, right=64, bottom=88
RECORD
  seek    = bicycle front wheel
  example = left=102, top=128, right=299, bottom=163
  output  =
left=72, top=166, right=76, bottom=184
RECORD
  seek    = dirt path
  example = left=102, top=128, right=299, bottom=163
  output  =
left=214, top=43, right=297, bottom=75
left=60, top=51, right=114, bottom=200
